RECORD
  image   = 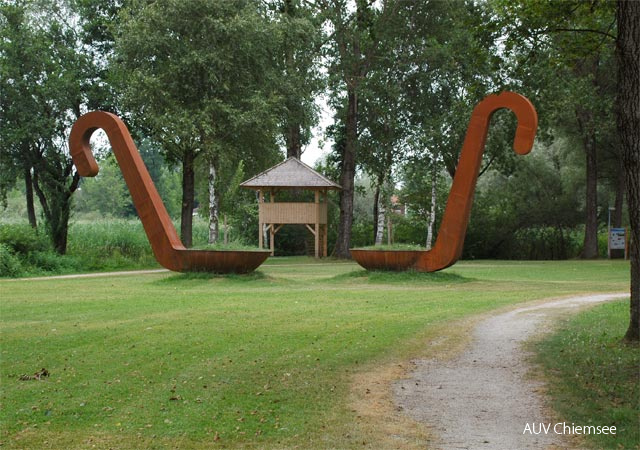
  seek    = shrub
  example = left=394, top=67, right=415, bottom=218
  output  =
left=506, top=227, right=582, bottom=260
left=0, top=224, right=49, bottom=254
left=0, top=244, right=23, bottom=277
left=25, top=251, right=69, bottom=273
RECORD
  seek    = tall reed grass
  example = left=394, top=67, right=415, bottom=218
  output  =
left=0, top=217, right=241, bottom=277
left=0, top=219, right=155, bottom=276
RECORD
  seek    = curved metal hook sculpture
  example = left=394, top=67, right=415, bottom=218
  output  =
left=351, top=91, right=538, bottom=272
left=69, top=111, right=270, bottom=273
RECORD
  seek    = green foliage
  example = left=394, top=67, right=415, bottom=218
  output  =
left=115, top=3, right=282, bottom=163
left=113, top=0, right=284, bottom=244
left=0, top=243, right=22, bottom=277
left=535, top=300, right=639, bottom=449
left=67, top=220, right=151, bottom=260
left=272, top=0, right=324, bottom=157
left=23, top=249, right=69, bottom=273
left=350, top=220, right=375, bottom=248
left=155, top=166, right=183, bottom=219
left=464, top=142, right=586, bottom=259
left=0, top=223, right=79, bottom=276
left=272, top=224, right=311, bottom=256
left=74, top=156, right=131, bottom=217
left=0, top=219, right=161, bottom=277
left=502, top=227, right=583, bottom=260
left=352, top=243, right=424, bottom=251
left=391, top=212, right=432, bottom=247
left=0, top=224, right=48, bottom=255
left=193, top=241, right=261, bottom=251
left=0, top=0, right=108, bottom=254
left=491, top=0, right=620, bottom=258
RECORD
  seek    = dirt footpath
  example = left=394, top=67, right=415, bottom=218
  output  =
left=393, top=293, right=628, bottom=450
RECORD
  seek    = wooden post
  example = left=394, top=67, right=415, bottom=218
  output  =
left=323, top=191, right=328, bottom=258
left=324, top=224, right=328, bottom=258
left=314, top=190, right=320, bottom=258
left=270, top=225, right=275, bottom=256
left=258, top=190, right=264, bottom=249
left=270, top=191, right=275, bottom=256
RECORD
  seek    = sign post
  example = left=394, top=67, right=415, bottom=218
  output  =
left=608, top=227, right=627, bottom=259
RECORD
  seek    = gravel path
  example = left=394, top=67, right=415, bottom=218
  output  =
left=393, top=293, right=628, bottom=450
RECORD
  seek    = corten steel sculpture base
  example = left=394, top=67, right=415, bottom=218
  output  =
left=351, top=91, right=538, bottom=272
left=69, top=111, right=270, bottom=273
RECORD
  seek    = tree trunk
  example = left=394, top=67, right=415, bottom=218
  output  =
left=387, top=216, right=392, bottom=246
left=32, top=170, right=79, bottom=255
left=180, top=150, right=195, bottom=248
left=373, top=185, right=380, bottom=244
left=223, top=214, right=228, bottom=245
left=617, top=0, right=640, bottom=342
left=577, top=112, right=599, bottom=259
left=51, top=198, right=71, bottom=255
left=286, top=123, right=302, bottom=159
left=208, top=161, right=219, bottom=244
left=24, top=168, right=37, bottom=229
left=263, top=223, right=269, bottom=250
left=283, top=0, right=303, bottom=161
left=375, top=193, right=385, bottom=245
left=426, top=164, right=437, bottom=250
left=613, top=161, right=625, bottom=228
left=334, top=88, right=358, bottom=258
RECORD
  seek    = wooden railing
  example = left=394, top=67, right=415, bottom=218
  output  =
left=259, top=202, right=327, bottom=224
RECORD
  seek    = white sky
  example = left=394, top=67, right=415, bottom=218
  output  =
left=300, top=94, right=333, bottom=167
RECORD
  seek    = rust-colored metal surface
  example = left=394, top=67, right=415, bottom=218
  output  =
left=351, top=92, right=538, bottom=273
left=350, top=250, right=422, bottom=271
left=69, top=111, right=270, bottom=273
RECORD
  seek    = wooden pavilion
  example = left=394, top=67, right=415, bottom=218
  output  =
left=240, top=157, right=341, bottom=258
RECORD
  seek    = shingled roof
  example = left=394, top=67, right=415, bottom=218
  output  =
left=240, top=157, right=341, bottom=190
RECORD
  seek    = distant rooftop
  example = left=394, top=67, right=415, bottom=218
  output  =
left=240, top=157, right=341, bottom=190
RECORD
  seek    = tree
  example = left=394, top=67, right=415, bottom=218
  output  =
left=494, top=0, right=618, bottom=258
left=319, top=0, right=405, bottom=257
left=358, top=69, right=405, bottom=245
left=0, top=0, right=97, bottom=253
left=114, top=0, right=281, bottom=246
left=616, top=0, right=639, bottom=342
left=0, top=2, right=46, bottom=229
left=273, top=0, right=323, bottom=160
left=399, top=155, right=447, bottom=249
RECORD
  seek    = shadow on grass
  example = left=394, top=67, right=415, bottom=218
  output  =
left=331, top=269, right=472, bottom=284
left=153, top=270, right=270, bottom=285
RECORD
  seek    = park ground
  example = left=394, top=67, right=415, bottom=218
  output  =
left=0, top=258, right=637, bottom=449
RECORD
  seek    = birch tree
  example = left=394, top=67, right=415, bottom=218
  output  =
left=320, top=0, right=404, bottom=257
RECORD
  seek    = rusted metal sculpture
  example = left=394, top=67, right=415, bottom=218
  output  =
left=351, top=91, right=538, bottom=272
left=69, top=111, right=270, bottom=273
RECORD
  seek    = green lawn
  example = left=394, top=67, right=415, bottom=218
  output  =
left=534, top=299, right=639, bottom=449
left=0, top=258, right=631, bottom=448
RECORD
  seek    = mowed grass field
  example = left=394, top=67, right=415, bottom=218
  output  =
left=0, top=258, right=631, bottom=449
